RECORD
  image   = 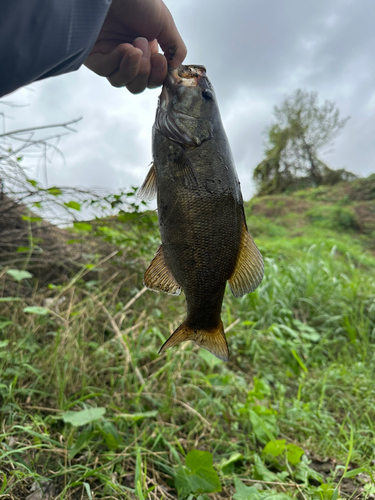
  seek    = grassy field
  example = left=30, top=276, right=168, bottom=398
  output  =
left=1, top=179, right=375, bottom=499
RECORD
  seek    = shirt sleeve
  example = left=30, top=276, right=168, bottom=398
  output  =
left=0, top=0, right=112, bottom=97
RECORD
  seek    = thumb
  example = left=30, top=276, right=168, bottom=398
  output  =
left=157, top=3, right=187, bottom=68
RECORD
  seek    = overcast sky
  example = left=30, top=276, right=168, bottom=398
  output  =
left=2, top=0, right=375, bottom=204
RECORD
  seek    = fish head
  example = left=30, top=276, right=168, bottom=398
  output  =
left=154, top=65, right=219, bottom=147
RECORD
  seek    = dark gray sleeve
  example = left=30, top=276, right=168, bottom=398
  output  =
left=0, top=0, right=112, bottom=97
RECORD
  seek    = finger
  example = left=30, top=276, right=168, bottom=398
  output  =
left=125, top=37, right=152, bottom=94
left=148, top=52, right=168, bottom=88
left=107, top=49, right=142, bottom=87
left=149, top=39, right=159, bottom=56
left=157, top=3, right=187, bottom=68
left=85, top=43, right=141, bottom=79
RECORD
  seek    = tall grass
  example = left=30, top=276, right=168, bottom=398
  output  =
left=1, top=222, right=375, bottom=499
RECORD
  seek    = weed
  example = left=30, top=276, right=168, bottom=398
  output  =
left=1, top=185, right=375, bottom=498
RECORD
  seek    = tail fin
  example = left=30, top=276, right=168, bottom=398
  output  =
left=159, top=320, right=229, bottom=362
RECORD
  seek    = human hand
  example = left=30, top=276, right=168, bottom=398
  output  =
left=84, top=0, right=187, bottom=94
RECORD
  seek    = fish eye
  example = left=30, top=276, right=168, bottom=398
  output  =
left=202, top=89, right=213, bottom=101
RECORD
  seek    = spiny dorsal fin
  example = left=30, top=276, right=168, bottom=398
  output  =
left=144, top=245, right=181, bottom=296
left=159, top=320, right=229, bottom=362
left=138, top=163, right=157, bottom=201
left=229, top=223, right=264, bottom=298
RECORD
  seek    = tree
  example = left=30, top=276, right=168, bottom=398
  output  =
left=253, top=89, right=352, bottom=195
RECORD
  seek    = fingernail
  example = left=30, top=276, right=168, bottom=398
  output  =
left=134, top=37, right=150, bottom=58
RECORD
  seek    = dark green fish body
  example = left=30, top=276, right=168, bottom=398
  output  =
left=139, top=66, right=263, bottom=361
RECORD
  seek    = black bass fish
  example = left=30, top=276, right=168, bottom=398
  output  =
left=138, top=65, right=264, bottom=361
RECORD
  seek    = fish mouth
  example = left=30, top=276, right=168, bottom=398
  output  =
left=159, top=65, right=207, bottom=109
left=155, top=65, right=210, bottom=146
left=168, top=65, right=207, bottom=87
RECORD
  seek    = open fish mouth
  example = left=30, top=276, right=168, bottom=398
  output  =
left=159, top=65, right=207, bottom=108
left=171, top=65, right=207, bottom=86
left=155, top=65, right=210, bottom=146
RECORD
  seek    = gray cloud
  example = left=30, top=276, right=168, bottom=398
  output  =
left=2, top=0, right=374, bottom=204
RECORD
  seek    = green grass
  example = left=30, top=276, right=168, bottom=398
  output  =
left=1, top=185, right=375, bottom=499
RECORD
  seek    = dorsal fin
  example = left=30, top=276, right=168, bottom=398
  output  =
left=138, top=163, right=157, bottom=201
left=159, top=320, right=229, bottom=362
left=229, top=222, right=264, bottom=298
left=144, top=245, right=181, bottom=296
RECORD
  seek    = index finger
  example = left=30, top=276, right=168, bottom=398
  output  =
left=157, top=3, right=187, bottom=68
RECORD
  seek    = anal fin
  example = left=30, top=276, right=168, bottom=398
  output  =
left=159, top=320, right=229, bottom=362
left=144, top=245, right=181, bottom=296
left=138, top=163, right=157, bottom=201
left=229, top=223, right=264, bottom=298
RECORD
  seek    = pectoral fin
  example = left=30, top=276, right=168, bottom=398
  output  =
left=159, top=320, right=229, bottom=362
left=175, top=152, right=198, bottom=188
left=229, top=223, right=264, bottom=298
left=138, top=163, right=157, bottom=201
left=144, top=245, right=181, bottom=296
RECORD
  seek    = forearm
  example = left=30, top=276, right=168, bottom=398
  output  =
left=0, top=0, right=112, bottom=97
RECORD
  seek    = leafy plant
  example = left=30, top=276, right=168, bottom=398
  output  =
left=175, top=450, right=221, bottom=498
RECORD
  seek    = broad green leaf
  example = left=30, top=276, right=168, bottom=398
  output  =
left=62, top=407, right=106, bottom=426
left=6, top=269, right=33, bottom=281
left=17, top=247, right=30, bottom=252
left=73, top=222, right=92, bottom=231
left=27, top=179, right=38, bottom=187
left=233, top=477, right=260, bottom=500
left=64, top=201, right=81, bottom=211
left=175, top=450, right=221, bottom=498
left=185, top=450, right=215, bottom=471
left=286, top=444, right=304, bottom=465
left=253, top=454, right=280, bottom=482
left=23, top=306, right=49, bottom=315
left=262, top=439, right=286, bottom=458
left=0, top=340, right=10, bottom=348
left=220, top=452, right=244, bottom=474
